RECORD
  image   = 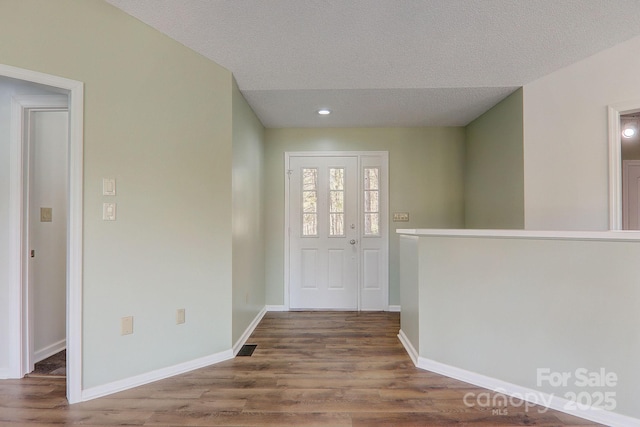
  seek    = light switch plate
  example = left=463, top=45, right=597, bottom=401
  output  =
left=393, top=212, right=409, bottom=222
left=40, top=207, right=52, bottom=222
left=103, top=203, right=116, bottom=221
left=103, top=178, right=116, bottom=196
left=121, top=316, right=133, bottom=335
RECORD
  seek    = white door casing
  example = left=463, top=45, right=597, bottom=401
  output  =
left=623, top=160, right=640, bottom=230
left=285, top=152, right=388, bottom=311
left=4, top=63, right=84, bottom=404
left=608, top=102, right=640, bottom=230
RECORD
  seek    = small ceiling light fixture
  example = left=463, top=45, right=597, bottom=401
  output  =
left=317, top=108, right=331, bottom=115
left=623, top=127, right=636, bottom=138
left=622, top=117, right=638, bottom=138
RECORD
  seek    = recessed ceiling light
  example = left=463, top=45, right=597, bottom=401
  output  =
left=623, top=127, right=636, bottom=138
left=317, top=109, right=331, bottom=115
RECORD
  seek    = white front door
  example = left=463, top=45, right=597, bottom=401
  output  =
left=287, top=152, right=388, bottom=310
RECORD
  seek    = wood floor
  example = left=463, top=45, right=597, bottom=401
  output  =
left=0, top=311, right=601, bottom=426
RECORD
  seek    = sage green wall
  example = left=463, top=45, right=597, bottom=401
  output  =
left=0, top=0, right=233, bottom=389
left=464, top=88, right=524, bottom=229
left=264, top=127, right=466, bottom=307
left=232, top=80, right=265, bottom=345
left=399, top=235, right=419, bottom=352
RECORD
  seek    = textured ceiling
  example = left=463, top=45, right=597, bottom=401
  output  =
left=105, top=0, right=640, bottom=128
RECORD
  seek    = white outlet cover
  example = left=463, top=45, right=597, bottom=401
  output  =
left=121, top=316, right=133, bottom=335
left=103, top=202, right=116, bottom=221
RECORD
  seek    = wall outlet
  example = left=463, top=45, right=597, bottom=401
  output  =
left=103, top=202, right=117, bottom=221
left=176, top=308, right=185, bottom=324
left=121, top=316, right=133, bottom=335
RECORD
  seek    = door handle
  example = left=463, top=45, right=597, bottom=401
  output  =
left=350, top=239, right=357, bottom=245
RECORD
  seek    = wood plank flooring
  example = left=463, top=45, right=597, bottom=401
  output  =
left=0, top=311, right=602, bottom=426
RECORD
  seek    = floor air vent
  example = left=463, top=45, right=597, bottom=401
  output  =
left=237, top=344, right=257, bottom=356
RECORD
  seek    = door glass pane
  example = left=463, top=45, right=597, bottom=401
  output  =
left=364, top=168, right=380, bottom=236
left=329, top=168, right=345, bottom=236
left=303, top=168, right=317, bottom=190
left=302, top=168, right=318, bottom=236
left=364, top=167, right=379, bottom=190
left=330, top=213, right=344, bottom=236
left=330, top=168, right=344, bottom=190
left=303, top=191, right=317, bottom=212
left=364, top=190, right=378, bottom=213
left=365, top=213, right=379, bottom=236
left=303, top=214, right=317, bottom=236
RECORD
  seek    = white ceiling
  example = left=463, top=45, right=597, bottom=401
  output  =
left=105, top=0, right=640, bottom=128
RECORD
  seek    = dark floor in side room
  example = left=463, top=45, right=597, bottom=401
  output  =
left=29, top=349, right=66, bottom=377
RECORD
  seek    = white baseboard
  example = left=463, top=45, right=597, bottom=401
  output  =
left=265, top=305, right=287, bottom=312
left=0, top=368, right=9, bottom=379
left=397, top=329, right=418, bottom=366
left=81, top=349, right=233, bottom=402
left=34, top=339, right=66, bottom=364
left=387, top=305, right=401, bottom=312
left=233, top=306, right=267, bottom=356
left=415, top=356, right=640, bottom=427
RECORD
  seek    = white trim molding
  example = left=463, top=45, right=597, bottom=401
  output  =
left=2, top=63, right=84, bottom=404
left=415, top=357, right=640, bottom=427
left=608, top=100, right=640, bottom=230
left=398, top=327, right=639, bottom=426
left=387, top=305, right=401, bottom=312
left=233, top=307, right=267, bottom=356
left=81, top=349, right=234, bottom=402
left=396, top=228, right=640, bottom=242
left=397, top=330, right=418, bottom=366
left=265, top=305, right=287, bottom=312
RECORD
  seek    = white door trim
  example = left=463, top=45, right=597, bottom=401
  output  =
left=284, top=151, right=389, bottom=311
left=3, top=63, right=84, bottom=404
left=608, top=101, right=640, bottom=230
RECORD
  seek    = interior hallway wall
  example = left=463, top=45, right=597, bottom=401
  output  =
left=0, top=0, right=234, bottom=390
left=264, top=127, right=466, bottom=307
left=464, top=88, right=524, bottom=229
left=524, top=34, right=640, bottom=230
left=232, top=79, right=265, bottom=345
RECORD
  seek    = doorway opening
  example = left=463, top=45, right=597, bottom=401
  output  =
left=1, top=64, right=84, bottom=403
left=284, top=151, right=389, bottom=311
left=20, top=103, right=69, bottom=379
left=608, top=101, right=640, bottom=230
